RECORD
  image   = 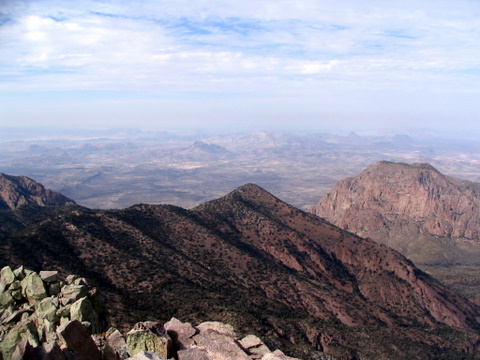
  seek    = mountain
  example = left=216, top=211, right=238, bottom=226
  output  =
left=0, top=173, right=76, bottom=210
left=1, top=180, right=480, bottom=359
left=309, top=161, right=480, bottom=299
left=310, top=161, right=480, bottom=266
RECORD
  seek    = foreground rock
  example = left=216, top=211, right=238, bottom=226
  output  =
left=0, top=267, right=311, bottom=360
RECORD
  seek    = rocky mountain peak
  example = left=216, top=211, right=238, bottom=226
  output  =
left=310, top=161, right=480, bottom=265
left=0, top=173, right=75, bottom=211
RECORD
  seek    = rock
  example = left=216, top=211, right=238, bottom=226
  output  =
left=70, top=296, right=100, bottom=333
left=196, top=322, right=236, bottom=337
left=128, top=351, right=167, bottom=360
left=65, top=275, right=79, bottom=285
left=34, top=297, right=59, bottom=323
left=0, top=267, right=16, bottom=286
left=13, top=266, right=25, bottom=281
left=39, top=271, right=58, bottom=283
left=41, top=341, right=67, bottom=360
left=20, top=272, right=47, bottom=303
left=56, top=319, right=102, bottom=360
left=262, top=350, right=301, bottom=360
left=239, top=335, right=270, bottom=358
left=177, top=347, right=212, bottom=360
left=60, top=284, right=87, bottom=303
left=192, top=329, right=250, bottom=360
left=0, top=318, right=39, bottom=360
left=103, top=327, right=130, bottom=360
left=48, top=281, right=63, bottom=297
left=164, top=317, right=197, bottom=350
left=126, top=322, right=172, bottom=358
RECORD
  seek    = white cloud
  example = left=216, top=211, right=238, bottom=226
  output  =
left=1, top=0, right=480, bottom=130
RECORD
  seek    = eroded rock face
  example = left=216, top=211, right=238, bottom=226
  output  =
left=0, top=173, right=76, bottom=210
left=310, top=161, right=480, bottom=265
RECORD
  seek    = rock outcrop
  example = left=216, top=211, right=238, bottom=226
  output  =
left=0, top=266, right=308, bottom=360
left=0, top=173, right=75, bottom=211
left=310, top=161, right=480, bottom=266
left=0, top=266, right=104, bottom=360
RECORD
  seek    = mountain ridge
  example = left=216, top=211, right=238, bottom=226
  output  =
left=1, top=175, right=480, bottom=359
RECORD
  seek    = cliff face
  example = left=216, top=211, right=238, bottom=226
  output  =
left=2, top=181, right=480, bottom=359
left=0, top=173, right=75, bottom=210
left=310, top=161, right=480, bottom=265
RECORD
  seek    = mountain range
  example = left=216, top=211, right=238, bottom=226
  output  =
left=1, top=173, right=480, bottom=359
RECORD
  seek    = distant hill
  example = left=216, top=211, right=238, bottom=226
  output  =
left=1, top=180, right=479, bottom=359
left=0, top=173, right=76, bottom=210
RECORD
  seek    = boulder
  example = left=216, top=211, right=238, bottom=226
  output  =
left=56, top=319, right=102, bottom=360
left=164, top=317, right=196, bottom=350
left=0, top=318, right=39, bottom=360
left=103, top=327, right=130, bottom=360
left=0, top=267, right=16, bottom=286
left=239, top=335, right=270, bottom=359
left=20, top=272, right=47, bottom=302
left=196, top=322, right=236, bottom=337
left=126, top=322, right=172, bottom=358
left=192, top=329, right=250, bottom=360
left=39, top=271, right=58, bottom=283
left=177, top=347, right=212, bottom=360
left=261, top=350, right=301, bottom=360
left=128, top=351, right=167, bottom=360
left=60, top=284, right=87, bottom=303
left=69, top=296, right=100, bottom=333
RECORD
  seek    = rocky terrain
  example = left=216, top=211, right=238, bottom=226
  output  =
left=0, top=174, right=76, bottom=211
left=310, top=161, right=480, bottom=298
left=1, top=175, right=480, bottom=359
left=0, top=266, right=310, bottom=360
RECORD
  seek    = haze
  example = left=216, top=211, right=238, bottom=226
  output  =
left=1, top=0, right=480, bottom=134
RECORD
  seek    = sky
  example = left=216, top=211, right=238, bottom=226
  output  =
left=1, top=0, right=480, bottom=133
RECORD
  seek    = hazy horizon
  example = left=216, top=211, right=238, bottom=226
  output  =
left=2, top=0, right=480, bottom=135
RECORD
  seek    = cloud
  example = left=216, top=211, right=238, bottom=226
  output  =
left=1, top=0, right=480, bottom=130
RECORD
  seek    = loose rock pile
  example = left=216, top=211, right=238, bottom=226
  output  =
left=0, top=267, right=305, bottom=360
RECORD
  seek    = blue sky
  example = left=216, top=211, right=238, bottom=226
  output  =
left=1, top=0, right=480, bottom=133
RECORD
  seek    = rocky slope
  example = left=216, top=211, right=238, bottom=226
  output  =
left=1, top=178, right=480, bottom=359
left=0, top=266, right=307, bottom=360
left=0, top=173, right=76, bottom=211
left=310, top=161, right=480, bottom=266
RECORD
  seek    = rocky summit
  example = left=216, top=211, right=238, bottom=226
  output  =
left=0, top=266, right=306, bottom=360
left=1, top=175, right=480, bottom=359
left=310, top=161, right=480, bottom=266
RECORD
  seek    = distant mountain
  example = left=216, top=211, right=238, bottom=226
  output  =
left=310, top=161, right=480, bottom=266
left=0, top=173, right=76, bottom=210
left=1, top=181, right=479, bottom=359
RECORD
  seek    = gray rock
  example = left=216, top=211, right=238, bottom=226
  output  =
left=126, top=322, right=172, bottom=358
left=20, top=272, right=47, bottom=302
left=60, top=284, right=87, bottom=303
left=12, top=266, right=25, bottom=281
left=103, top=327, right=130, bottom=360
left=0, top=267, right=16, bottom=286
left=39, top=271, right=58, bottom=283
left=0, top=318, right=39, bottom=360
left=70, top=296, right=100, bottom=333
